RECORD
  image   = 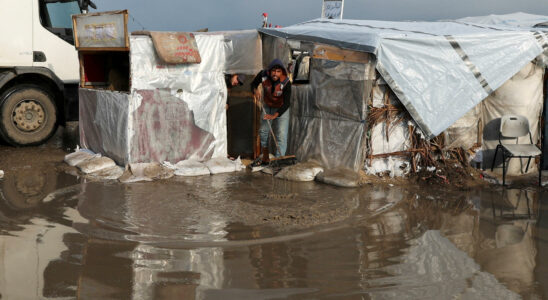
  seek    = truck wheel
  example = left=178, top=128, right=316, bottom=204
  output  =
left=0, top=85, right=58, bottom=146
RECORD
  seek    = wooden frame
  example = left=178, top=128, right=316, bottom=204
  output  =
left=72, top=10, right=129, bottom=50
left=313, top=44, right=370, bottom=63
left=78, top=51, right=131, bottom=90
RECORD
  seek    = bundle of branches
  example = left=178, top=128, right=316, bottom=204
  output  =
left=368, top=104, right=409, bottom=134
left=366, top=84, right=473, bottom=174
left=367, top=88, right=411, bottom=142
left=407, top=125, right=442, bottom=172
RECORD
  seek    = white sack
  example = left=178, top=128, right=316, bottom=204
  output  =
left=170, top=160, right=211, bottom=177
left=87, top=166, right=125, bottom=180
left=64, top=150, right=100, bottom=167
left=77, top=157, right=116, bottom=174
left=205, top=157, right=245, bottom=175
left=129, top=163, right=174, bottom=180
left=316, top=169, right=361, bottom=188
left=275, top=162, right=324, bottom=182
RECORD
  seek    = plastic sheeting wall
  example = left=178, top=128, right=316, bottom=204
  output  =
left=129, top=89, right=216, bottom=163
left=131, top=35, right=227, bottom=159
left=288, top=59, right=374, bottom=171
left=80, top=31, right=262, bottom=164
left=79, top=89, right=129, bottom=165
left=217, top=30, right=262, bottom=74
left=261, top=35, right=292, bottom=70
left=444, top=105, right=481, bottom=151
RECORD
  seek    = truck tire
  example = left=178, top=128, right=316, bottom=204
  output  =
left=0, top=85, right=58, bottom=146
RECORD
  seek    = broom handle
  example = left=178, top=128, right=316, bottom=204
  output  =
left=254, top=94, right=282, bottom=156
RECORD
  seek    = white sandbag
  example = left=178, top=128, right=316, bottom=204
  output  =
left=64, top=150, right=100, bottom=166
left=261, top=166, right=275, bottom=175
left=0, top=170, right=3, bottom=179
left=205, top=157, right=245, bottom=174
left=118, top=170, right=152, bottom=183
left=170, top=160, right=210, bottom=176
left=316, top=168, right=361, bottom=188
left=77, top=157, right=116, bottom=174
left=275, top=162, right=324, bottom=182
left=87, top=166, right=125, bottom=180
left=129, top=163, right=174, bottom=180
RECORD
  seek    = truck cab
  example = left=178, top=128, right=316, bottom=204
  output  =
left=0, top=0, right=94, bottom=146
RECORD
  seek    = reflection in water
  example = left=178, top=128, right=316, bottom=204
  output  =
left=0, top=171, right=546, bottom=299
left=476, top=189, right=541, bottom=297
left=0, top=169, right=82, bottom=299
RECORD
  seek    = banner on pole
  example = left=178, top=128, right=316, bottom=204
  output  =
left=321, top=0, right=344, bottom=19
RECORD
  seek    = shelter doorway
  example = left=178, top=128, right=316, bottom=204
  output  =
left=226, top=78, right=260, bottom=159
left=543, top=70, right=548, bottom=170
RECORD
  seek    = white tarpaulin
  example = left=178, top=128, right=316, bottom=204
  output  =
left=458, top=12, right=548, bottom=28
left=260, top=13, right=548, bottom=139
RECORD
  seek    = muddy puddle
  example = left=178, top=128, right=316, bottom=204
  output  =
left=0, top=128, right=548, bottom=299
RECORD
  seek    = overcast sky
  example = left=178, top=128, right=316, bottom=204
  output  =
left=92, top=0, right=548, bottom=32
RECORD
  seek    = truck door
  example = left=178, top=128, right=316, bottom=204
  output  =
left=33, top=0, right=80, bottom=82
left=0, top=0, right=34, bottom=67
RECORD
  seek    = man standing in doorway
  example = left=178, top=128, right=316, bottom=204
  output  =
left=251, top=59, right=292, bottom=164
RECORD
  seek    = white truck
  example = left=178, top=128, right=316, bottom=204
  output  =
left=0, top=0, right=95, bottom=146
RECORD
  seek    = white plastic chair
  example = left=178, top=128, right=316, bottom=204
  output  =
left=490, top=115, right=542, bottom=186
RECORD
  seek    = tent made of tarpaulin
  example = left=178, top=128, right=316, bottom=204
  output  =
left=365, top=61, right=545, bottom=176
left=79, top=30, right=262, bottom=165
left=259, top=13, right=547, bottom=174
left=259, top=13, right=548, bottom=140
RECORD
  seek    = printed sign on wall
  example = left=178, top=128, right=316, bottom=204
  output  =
left=322, top=0, right=344, bottom=19
left=73, top=10, right=128, bottom=49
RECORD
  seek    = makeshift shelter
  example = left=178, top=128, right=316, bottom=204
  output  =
left=74, top=10, right=547, bottom=181
left=259, top=12, right=548, bottom=176
left=74, top=11, right=262, bottom=165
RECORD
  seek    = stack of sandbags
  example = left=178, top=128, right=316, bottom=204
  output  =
left=65, top=149, right=122, bottom=179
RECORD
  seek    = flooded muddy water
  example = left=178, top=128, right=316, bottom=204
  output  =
left=0, top=128, right=548, bottom=299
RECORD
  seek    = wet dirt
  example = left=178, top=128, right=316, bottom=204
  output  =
left=1, top=125, right=548, bottom=299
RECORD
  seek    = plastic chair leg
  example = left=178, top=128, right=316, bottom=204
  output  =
left=540, top=161, right=543, bottom=187
left=502, top=153, right=507, bottom=186
left=525, top=157, right=531, bottom=173
left=491, top=145, right=500, bottom=171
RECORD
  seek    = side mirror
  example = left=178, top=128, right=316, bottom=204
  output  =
left=78, top=0, right=97, bottom=11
